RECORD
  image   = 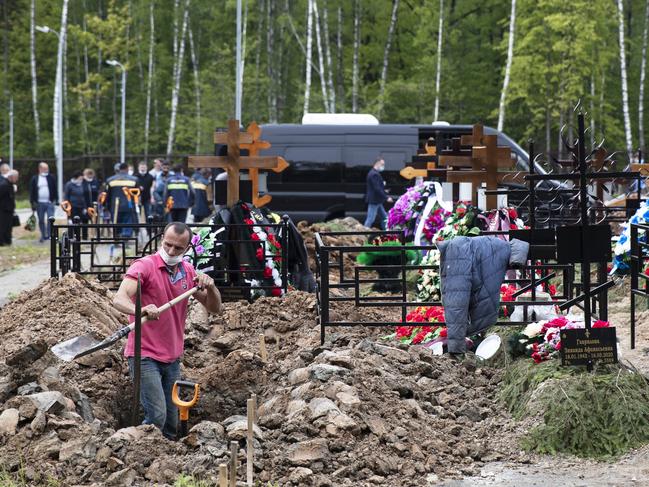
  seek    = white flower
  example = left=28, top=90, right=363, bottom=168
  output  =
left=522, top=321, right=544, bottom=338
left=258, top=231, right=268, bottom=241
left=272, top=268, right=280, bottom=280
left=253, top=226, right=262, bottom=233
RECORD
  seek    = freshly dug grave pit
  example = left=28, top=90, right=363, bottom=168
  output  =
left=0, top=274, right=524, bottom=486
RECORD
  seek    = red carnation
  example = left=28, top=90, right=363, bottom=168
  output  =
left=412, top=330, right=428, bottom=344
left=263, top=267, right=273, bottom=279
left=592, top=320, right=609, bottom=328
left=244, top=218, right=254, bottom=226
left=250, top=233, right=260, bottom=241
left=271, top=287, right=282, bottom=297
left=256, top=248, right=264, bottom=261
left=440, top=328, right=447, bottom=337
left=456, top=207, right=466, bottom=216
left=508, top=208, right=518, bottom=220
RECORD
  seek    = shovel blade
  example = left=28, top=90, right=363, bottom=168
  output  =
left=51, top=335, right=101, bottom=362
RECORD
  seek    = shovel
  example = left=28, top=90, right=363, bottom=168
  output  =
left=51, top=286, right=199, bottom=362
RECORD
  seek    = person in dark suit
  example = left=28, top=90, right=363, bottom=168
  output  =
left=29, top=162, right=58, bottom=242
left=363, top=158, right=393, bottom=230
left=0, top=170, right=18, bottom=246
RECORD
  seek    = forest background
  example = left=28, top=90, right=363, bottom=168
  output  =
left=0, top=0, right=647, bottom=179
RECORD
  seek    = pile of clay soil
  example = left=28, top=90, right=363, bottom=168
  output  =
left=0, top=274, right=525, bottom=486
left=297, top=217, right=370, bottom=276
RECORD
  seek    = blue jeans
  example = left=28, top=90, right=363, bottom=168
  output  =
left=117, top=210, right=134, bottom=237
left=36, top=202, right=55, bottom=240
left=364, top=203, right=388, bottom=230
left=128, top=357, right=180, bottom=439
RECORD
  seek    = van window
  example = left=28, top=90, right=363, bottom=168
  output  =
left=272, top=146, right=343, bottom=185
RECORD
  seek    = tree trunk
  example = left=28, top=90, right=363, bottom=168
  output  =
left=639, top=0, right=649, bottom=152
left=590, top=74, right=596, bottom=147
left=433, top=0, right=444, bottom=122
left=188, top=24, right=201, bottom=153
left=29, top=0, right=41, bottom=148
left=558, top=108, right=564, bottom=160
left=254, top=0, right=264, bottom=119
left=352, top=0, right=360, bottom=113
left=617, top=0, right=634, bottom=159
left=54, top=0, right=69, bottom=170
left=313, top=0, right=329, bottom=112
left=336, top=5, right=343, bottom=111
left=303, top=0, right=314, bottom=116
left=144, top=0, right=155, bottom=162
left=166, top=0, right=190, bottom=157
left=267, top=0, right=277, bottom=122
left=497, top=0, right=516, bottom=132
left=545, top=105, right=550, bottom=155
left=377, top=0, right=400, bottom=118
left=322, top=0, right=335, bottom=112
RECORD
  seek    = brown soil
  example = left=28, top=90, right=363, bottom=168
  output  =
left=0, top=274, right=525, bottom=486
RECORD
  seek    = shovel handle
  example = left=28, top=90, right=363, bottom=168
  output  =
left=126, top=286, right=199, bottom=332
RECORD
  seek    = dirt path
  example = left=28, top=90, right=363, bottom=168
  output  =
left=0, top=260, right=50, bottom=307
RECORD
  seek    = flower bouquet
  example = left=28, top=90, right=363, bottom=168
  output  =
left=433, top=202, right=481, bottom=242
left=383, top=306, right=447, bottom=345
left=415, top=250, right=441, bottom=303
left=510, top=316, right=611, bottom=363
left=387, top=183, right=451, bottom=243
left=184, top=228, right=217, bottom=269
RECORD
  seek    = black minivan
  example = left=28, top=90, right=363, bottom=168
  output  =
left=258, top=123, right=533, bottom=223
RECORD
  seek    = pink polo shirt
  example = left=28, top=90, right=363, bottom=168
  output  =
left=123, top=253, right=197, bottom=363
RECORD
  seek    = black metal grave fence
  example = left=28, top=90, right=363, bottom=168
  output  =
left=630, top=222, right=649, bottom=350
left=49, top=216, right=290, bottom=301
left=314, top=229, right=585, bottom=345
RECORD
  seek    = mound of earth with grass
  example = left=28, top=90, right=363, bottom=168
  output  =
left=0, top=273, right=530, bottom=486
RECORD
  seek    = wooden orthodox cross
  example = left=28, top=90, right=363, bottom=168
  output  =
left=187, top=119, right=288, bottom=207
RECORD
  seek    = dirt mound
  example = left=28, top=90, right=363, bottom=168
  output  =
left=0, top=275, right=523, bottom=486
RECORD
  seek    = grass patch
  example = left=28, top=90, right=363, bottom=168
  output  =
left=174, top=474, right=279, bottom=487
left=499, top=359, right=649, bottom=458
left=0, top=243, right=49, bottom=273
left=14, top=199, right=31, bottom=210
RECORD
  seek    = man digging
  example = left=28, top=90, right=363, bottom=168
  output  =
left=113, top=222, right=222, bottom=439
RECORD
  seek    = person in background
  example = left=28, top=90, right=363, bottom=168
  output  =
left=163, top=165, right=194, bottom=223
left=149, top=158, right=163, bottom=179
left=0, top=162, right=9, bottom=176
left=83, top=168, right=100, bottom=205
left=0, top=170, right=18, bottom=246
left=127, top=164, right=135, bottom=176
left=63, top=171, right=92, bottom=238
left=136, top=161, right=154, bottom=220
left=29, top=162, right=58, bottom=242
left=106, top=163, right=138, bottom=237
left=153, top=161, right=173, bottom=220
left=363, top=158, right=393, bottom=230
left=191, top=168, right=212, bottom=222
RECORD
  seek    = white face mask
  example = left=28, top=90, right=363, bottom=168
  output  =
left=158, top=247, right=184, bottom=266
left=377, top=164, right=385, bottom=172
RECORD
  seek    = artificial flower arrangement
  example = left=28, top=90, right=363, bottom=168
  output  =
left=611, top=200, right=649, bottom=275
left=386, top=182, right=451, bottom=243
left=499, top=284, right=517, bottom=318
left=356, top=234, right=421, bottom=292
left=184, top=228, right=215, bottom=267
left=433, top=201, right=482, bottom=241
left=241, top=203, right=285, bottom=299
left=383, top=306, right=447, bottom=345
left=509, top=316, right=611, bottom=363
left=415, top=251, right=441, bottom=303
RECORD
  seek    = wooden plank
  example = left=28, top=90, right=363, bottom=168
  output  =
left=472, top=146, right=513, bottom=168
left=630, top=163, right=649, bottom=176
left=214, top=131, right=254, bottom=144
left=438, top=155, right=474, bottom=167
left=400, top=166, right=428, bottom=180
left=188, top=155, right=284, bottom=170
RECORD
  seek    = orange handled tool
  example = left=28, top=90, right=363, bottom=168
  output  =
left=60, top=200, right=72, bottom=217
left=128, top=188, right=141, bottom=206
left=165, top=196, right=174, bottom=213
left=87, top=207, right=97, bottom=221
left=172, top=380, right=200, bottom=439
left=98, top=192, right=107, bottom=205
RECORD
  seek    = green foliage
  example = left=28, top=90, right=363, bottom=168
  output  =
left=0, top=0, right=647, bottom=172
left=174, top=474, right=211, bottom=487
left=499, top=359, right=649, bottom=458
left=356, top=240, right=421, bottom=266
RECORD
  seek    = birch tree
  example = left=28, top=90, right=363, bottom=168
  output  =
left=617, top=0, right=634, bottom=159
left=377, top=0, right=400, bottom=118
left=144, top=0, right=155, bottom=162
left=639, top=0, right=649, bottom=152
left=267, top=0, right=277, bottom=121
left=313, top=0, right=330, bottom=112
left=322, top=0, right=335, bottom=113
left=433, top=0, right=444, bottom=122
left=497, top=0, right=516, bottom=132
left=29, top=0, right=40, bottom=147
left=166, top=0, right=190, bottom=157
left=303, top=0, right=314, bottom=116
left=352, top=0, right=360, bottom=113
left=188, top=24, right=201, bottom=153
left=336, top=5, right=343, bottom=111
left=53, top=0, right=70, bottom=172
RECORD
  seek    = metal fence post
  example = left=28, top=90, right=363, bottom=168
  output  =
left=631, top=224, right=639, bottom=349
left=72, top=216, right=81, bottom=272
left=320, top=246, right=329, bottom=345
left=49, top=217, right=57, bottom=278
left=281, top=215, right=289, bottom=293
